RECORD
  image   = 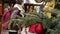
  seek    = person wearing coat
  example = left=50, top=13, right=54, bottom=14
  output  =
left=10, top=0, right=25, bottom=19
left=2, top=3, right=13, bottom=30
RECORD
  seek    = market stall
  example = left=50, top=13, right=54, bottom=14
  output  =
left=1, top=0, right=60, bottom=34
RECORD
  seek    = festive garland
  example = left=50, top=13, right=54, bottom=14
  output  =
left=9, top=12, right=60, bottom=34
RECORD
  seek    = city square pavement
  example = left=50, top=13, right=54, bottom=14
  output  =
left=1, top=30, right=8, bottom=34
left=1, top=30, right=18, bottom=34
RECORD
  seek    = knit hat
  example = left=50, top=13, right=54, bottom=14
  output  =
left=16, top=0, right=23, bottom=4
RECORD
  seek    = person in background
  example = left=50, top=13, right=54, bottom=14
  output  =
left=39, top=4, right=45, bottom=13
left=11, top=0, right=25, bottom=19
left=2, top=3, right=13, bottom=30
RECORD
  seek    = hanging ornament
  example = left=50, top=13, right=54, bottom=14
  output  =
left=29, top=23, right=36, bottom=33
left=35, top=23, right=44, bottom=34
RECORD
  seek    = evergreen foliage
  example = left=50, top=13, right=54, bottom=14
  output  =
left=9, top=10, right=60, bottom=34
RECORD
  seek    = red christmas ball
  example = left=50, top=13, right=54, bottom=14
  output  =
left=35, top=24, right=44, bottom=34
left=29, top=23, right=36, bottom=33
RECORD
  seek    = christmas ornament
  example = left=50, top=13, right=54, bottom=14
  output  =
left=29, top=23, right=36, bottom=33
left=35, top=23, right=44, bottom=34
